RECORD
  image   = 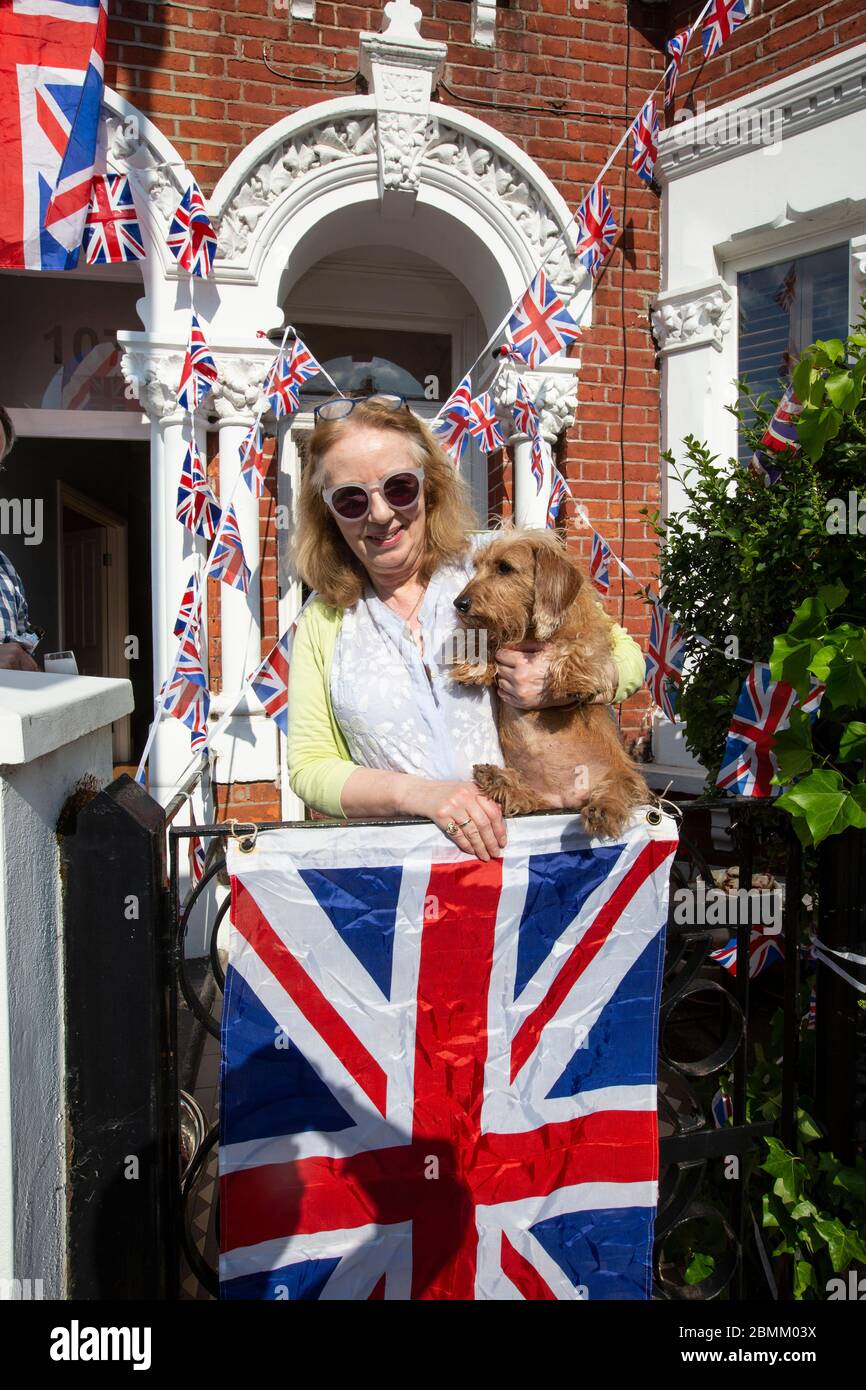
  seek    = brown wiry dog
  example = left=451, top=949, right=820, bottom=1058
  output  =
left=450, top=529, right=650, bottom=838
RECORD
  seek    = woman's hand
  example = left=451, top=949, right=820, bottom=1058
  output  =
left=403, top=778, right=507, bottom=861
left=495, top=641, right=617, bottom=708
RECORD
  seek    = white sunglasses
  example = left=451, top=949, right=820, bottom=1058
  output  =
left=321, top=466, right=425, bottom=521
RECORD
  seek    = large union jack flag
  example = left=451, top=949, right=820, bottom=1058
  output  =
left=83, top=173, right=145, bottom=264
left=220, top=812, right=677, bottom=1300
left=664, top=28, right=692, bottom=107
left=177, top=439, right=221, bottom=540
left=177, top=313, right=218, bottom=413
left=431, top=373, right=473, bottom=463
left=167, top=177, right=218, bottom=278
left=0, top=0, right=106, bottom=269
left=574, top=183, right=618, bottom=279
left=701, top=0, right=749, bottom=59
left=631, top=99, right=659, bottom=187
left=249, top=627, right=295, bottom=736
left=645, top=600, right=686, bottom=722
left=506, top=269, right=580, bottom=370
left=716, top=663, right=825, bottom=798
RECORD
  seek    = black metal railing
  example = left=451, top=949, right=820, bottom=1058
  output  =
left=168, top=798, right=814, bottom=1301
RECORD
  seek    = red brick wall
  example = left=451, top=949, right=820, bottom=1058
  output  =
left=107, top=0, right=866, bottom=775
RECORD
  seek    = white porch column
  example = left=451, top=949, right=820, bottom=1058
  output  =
left=492, top=360, right=580, bottom=529
left=120, top=342, right=209, bottom=805
left=0, top=673, right=132, bottom=1297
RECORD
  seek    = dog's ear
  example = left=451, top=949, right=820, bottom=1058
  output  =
left=531, top=544, right=583, bottom=641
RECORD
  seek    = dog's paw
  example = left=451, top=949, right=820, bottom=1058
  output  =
left=450, top=660, right=496, bottom=687
left=473, top=763, right=507, bottom=801
left=581, top=799, right=627, bottom=840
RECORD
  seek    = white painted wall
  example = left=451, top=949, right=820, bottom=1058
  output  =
left=0, top=673, right=132, bottom=1297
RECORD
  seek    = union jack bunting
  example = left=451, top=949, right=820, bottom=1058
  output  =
left=590, top=531, right=612, bottom=596
left=711, top=1088, right=733, bottom=1127
left=574, top=183, right=618, bottom=279
left=512, top=379, right=540, bottom=439
left=161, top=619, right=210, bottom=755
left=701, top=0, right=749, bottom=59
left=530, top=432, right=545, bottom=495
left=664, top=28, right=691, bottom=107
left=177, top=314, right=218, bottom=413
left=167, top=178, right=218, bottom=278
left=249, top=627, right=295, bottom=736
left=0, top=0, right=107, bottom=269
left=716, top=664, right=825, bottom=799
left=506, top=269, right=580, bottom=370
left=546, top=467, right=570, bottom=528
left=644, top=600, right=685, bottom=722
left=189, top=834, right=207, bottom=888
left=83, top=173, right=145, bottom=265
left=431, top=374, right=473, bottom=463
left=760, top=385, right=803, bottom=455
left=631, top=99, right=659, bottom=186
left=467, top=393, right=505, bottom=455
left=220, top=811, right=678, bottom=1299
left=240, top=422, right=268, bottom=499
left=265, top=338, right=321, bottom=419
left=210, top=504, right=250, bottom=594
left=710, top=928, right=784, bottom=978
left=173, top=572, right=201, bottom=641
left=177, top=440, right=221, bottom=541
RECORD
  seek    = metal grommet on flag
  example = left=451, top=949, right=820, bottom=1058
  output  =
left=645, top=808, right=664, bottom=827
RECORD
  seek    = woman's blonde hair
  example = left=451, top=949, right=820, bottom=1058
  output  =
left=293, top=399, right=476, bottom=608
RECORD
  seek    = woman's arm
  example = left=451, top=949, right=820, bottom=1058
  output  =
left=286, top=608, right=356, bottom=817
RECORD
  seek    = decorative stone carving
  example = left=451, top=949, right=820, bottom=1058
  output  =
left=472, top=0, right=497, bottom=49
left=379, top=109, right=432, bottom=193
left=651, top=280, right=733, bottom=355
left=119, top=348, right=185, bottom=422
left=491, top=361, right=580, bottom=443
left=359, top=3, right=446, bottom=205
left=217, top=118, right=377, bottom=261
left=210, top=356, right=274, bottom=422
left=103, top=108, right=183, bottom=223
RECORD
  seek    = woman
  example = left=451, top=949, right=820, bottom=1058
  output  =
left=288, top=395, right=645, bottom=861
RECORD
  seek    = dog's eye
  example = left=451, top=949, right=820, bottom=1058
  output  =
left=497, top=561, right=514, bottom=575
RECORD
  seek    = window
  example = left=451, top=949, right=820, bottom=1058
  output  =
left=736, top=243, right=850, bottom=462
left=291, top=323, right=452, bottom=404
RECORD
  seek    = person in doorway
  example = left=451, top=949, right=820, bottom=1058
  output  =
left=287, top=394, right=645, bottom=861
left=0, top=406, right=39, bottom=671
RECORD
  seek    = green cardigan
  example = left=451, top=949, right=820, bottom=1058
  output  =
left=286, top=597, right=646, bottom=817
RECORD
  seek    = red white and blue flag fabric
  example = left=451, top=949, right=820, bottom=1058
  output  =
left=265, top=338, right=321, bottom=419
left=210, top=503, right=250, bottom=594
left=546, top=466, right=570, bottom=528
left=631, top=99, right=659, bottom=187
left=645, top=600, right=685, bottom=722
left=220, top=811, right=678, bottom=1300
left=239, top=422, right=268, bottom=499
left=716, top=663, right=825, bottom=799
left=83, top=172, right=145, bottom=264
left=431, top=374, right=473, bottom=463
left=167, top=177, right=218, bottom=278
left=177, top=439, right=221, bottom=540
left=177, top=314, right=218, bottom=412
left=750, top=387, right=803, bottom=484
left=511, top=379, right=540, bottom=439
left=710, top=928, right=784, bottom=978
left=574, top=183, right=618, bottom=279
left=530, top=433, right=546, bottom=495
left=249, top=627, right=294, bottom=736
left=590, top=532, right=612, bottom=596
left=664, top=28, right=691, bottom=107
left=467, top=393, right=505, bottom=455
left=701, top=0, right=749, bottom=59
left=161, top=615, right=209, bottom=754
left=0, top=0, right=107, bottom=270
left=506, top=269, right=580, bottom=370
left=173, top=571, right=201, bottom=641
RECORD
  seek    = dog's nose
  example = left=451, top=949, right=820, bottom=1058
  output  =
left=454, top=594, right=471, bottom=615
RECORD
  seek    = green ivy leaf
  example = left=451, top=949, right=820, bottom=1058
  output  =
left=839, top=722, right=866, bottom=763
left=814, top=338, right=847, bottom=364
left=832, top=1165, right=866, bottom=1207
left=825, top=370, right=855, bottom=410
left=770, top=633, right=815, bottom=689
left=684, top=1252, right=716, bottom=1285
left=794, top=1260, right=818, bottom=1299
left=776, top=770, right=866, bottom=847
left=812, top=1218, right=866, bottom=1274
left=761, top=1137, right=807, bottom=1205
left=772, top=714, right=815, bottom=782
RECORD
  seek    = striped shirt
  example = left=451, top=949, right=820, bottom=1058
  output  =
left=0, top=551, right=38, bottom=650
